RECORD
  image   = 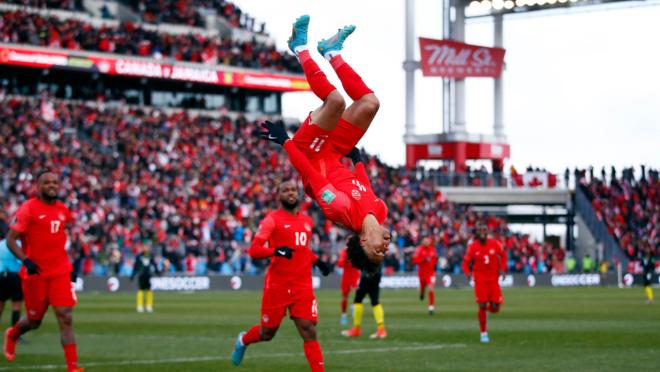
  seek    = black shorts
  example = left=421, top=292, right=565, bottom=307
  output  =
left=0, top=272, right=23, bottom=302
left=138, top=276, right=152, bottom=290
left=354, top=271, right=381, bottom=306
left=643, top=272, right=652, bottom=286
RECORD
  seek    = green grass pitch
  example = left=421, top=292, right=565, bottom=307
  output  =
left=1, top=287, right=658, bottom=371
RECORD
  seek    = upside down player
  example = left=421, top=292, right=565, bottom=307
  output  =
left=412, top=237, right=438, bottom=315
left=231, top=180, right=330, bottom=371
left=337, top=245, right=360, bottom=325
left=3, top=170, right=82, bottom=371
left=257, top=14, right=390, bottom=271
left=462, top=223, right=507, bottom=343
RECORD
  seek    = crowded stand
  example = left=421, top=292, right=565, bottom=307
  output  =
left=2, top=0, right=83, bottom=11
left=579, top=167, right=659, bottom=263
left=126, top=0, right=266, bottom=33
left=0, top=9, right=302, bottom=73
left=0, top=94, right=571, bottom=277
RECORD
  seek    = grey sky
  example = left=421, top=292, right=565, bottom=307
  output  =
left=234, top=0, right=660, bottom=173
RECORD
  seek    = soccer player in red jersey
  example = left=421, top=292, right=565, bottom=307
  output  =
left=3, top=170, right=82, bottom=372
left=462, top=223, right=507, bottom=343
left=412, top=237, right=438, bottom=315
left=231, top=180, right=330, bottom=371
left=337, top=246, right=360, bottom=325
left=257, top=15, right=390, bottom=272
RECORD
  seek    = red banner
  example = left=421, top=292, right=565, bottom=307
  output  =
left=0, top=45, right=310, bottom=92
left=418, top=38, right=505, bottom=78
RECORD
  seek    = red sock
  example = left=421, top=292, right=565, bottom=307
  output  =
left=63, top=343, right=78, bottom=371
left=299, top=50, right=336, bottom=101
left=303, top=340, right=324, bottom=372
left=241, top=325, right=261, bottom=346
left=429, top=291, right=435, bottom=307
left=341, top=298, right=348, bottom=313
left=330, top=55, right=373, bottom=101
left=478, top=308, right=487, bottom=333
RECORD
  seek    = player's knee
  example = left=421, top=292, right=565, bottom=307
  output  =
left=27, top=318, right=42, bottom=329
left=325, top=91, right=346, bottom=113
left=360, top=94, right=380, bottom=117
left=478, top=303, right=487, bottom=310
left=260, top=328, right=277, bottom=342
left=55, top=310, right=73, bottom=327
left=299, top=324, right=317, bottom=341
left=489, top=304, right=500, bottom=313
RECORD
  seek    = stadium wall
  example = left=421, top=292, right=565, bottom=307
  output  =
left=71, top=273, right=658, bottom=293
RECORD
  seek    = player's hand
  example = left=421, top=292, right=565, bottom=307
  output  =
left=257, top=120, right=289, bottom=146
left=273, top=246, right=294, bottom=259
left=314, top=260, right=331, bottom=276
left=23, top=258, right=40, bottom=275
left=346, top=147, right=363, bottom=164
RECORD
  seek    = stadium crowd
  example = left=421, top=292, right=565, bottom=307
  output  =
left=127, top=0, right=266, bottom=33
left=0, top=95, right=573, bottom=278
left=0, top=10, right=302, bottom=73
left=579, top=166, right=659, bottom=262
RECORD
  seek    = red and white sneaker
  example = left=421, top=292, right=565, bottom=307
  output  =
left=3, top=328, right=17, bottom=362
left=341, top=327, right=361, bottom=337
left=369, top=328, right=387, bottom=339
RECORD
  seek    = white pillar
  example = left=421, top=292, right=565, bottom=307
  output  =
left=494, top=13, right=504, bottom=138
left=404, top=0, right=416, bottom=139
left=453, top=0, right=467, bottom=133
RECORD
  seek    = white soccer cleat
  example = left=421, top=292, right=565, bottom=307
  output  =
left=146, top=305, right=153, bottom=313
left=137, top=306, right=145, bottom=313
left=480, top=332, right=490, bottom=343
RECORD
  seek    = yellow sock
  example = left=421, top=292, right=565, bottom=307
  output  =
left=137, top=290, right=144, bottom=308
left=645, top=286, right=654, bottom=301
left=353, top=303, right=363, bottom=328
left=146, top=290, right=154, bottom=307
left=372, top=304, right=385, bottom=329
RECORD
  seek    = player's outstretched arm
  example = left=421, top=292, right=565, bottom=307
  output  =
left=257, top=120, right=290, bottom=146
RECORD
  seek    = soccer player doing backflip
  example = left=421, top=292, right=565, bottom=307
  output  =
left=462, top=223, right=507, bottom=343
left=258, top=14, right=390, bottom=272
left=231, top=180, right=330, bottom=371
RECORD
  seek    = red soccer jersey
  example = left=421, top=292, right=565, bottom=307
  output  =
left=283, top=141, right=388, bottom=233
left=326, top=160, right=388, bottom=232
left=462, top=238, right=507, bottom=283
left=412, top=244, right=438, bottom=279
left=10, top=198, right=74, bottom=278
left=249, top=209, right=317, bottom=290
left=337, top=247, right=360, bottom=283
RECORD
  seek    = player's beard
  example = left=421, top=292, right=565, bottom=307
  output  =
left=280, top=198, right=299, bottom=211
left=40, top=190, right=58, bottom=203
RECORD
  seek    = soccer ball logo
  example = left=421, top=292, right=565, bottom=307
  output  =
left=441, top=275, right=452, bottom=288
left=230, top=276, right=242, bottom=290
left=527, top=275, right=536, bottom=288
left=623, top=273, right=634, bottom=287
left=107, top=277, right=120, bottom=292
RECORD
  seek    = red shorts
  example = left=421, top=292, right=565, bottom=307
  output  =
left=292, top=115, right=365, bottom=163
left=22, top=274, right=77, bottom=321
left=261, top=287, right=318, bottom=328
left=474, top=281, right=503, bottom=305
left=419, top=275, right=436, bottom=289
left=341, top=273, right=360, bottom=296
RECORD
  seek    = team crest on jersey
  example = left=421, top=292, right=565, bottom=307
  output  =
left=489, top=249, right=495, bottom=255
left=351, top=189, right=361, bottom=200
left=321, top=190, right=336, bottom=204
left=58, top=213, right=66, bottom=221
left=304, top=223, right=312, bottom=232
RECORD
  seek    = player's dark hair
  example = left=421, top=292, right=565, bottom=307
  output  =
left=34, top=168, right=55, bottom=181
left=346, top=234, right=380, bottom=273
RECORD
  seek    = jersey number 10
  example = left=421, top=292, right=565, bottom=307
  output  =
left=295, top=232, right=307, bottom=246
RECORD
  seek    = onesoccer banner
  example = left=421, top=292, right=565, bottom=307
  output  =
left=418, top=38, right=506, bottom=78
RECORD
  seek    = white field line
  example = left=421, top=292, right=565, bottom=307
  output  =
left=0, top=343, right=466, bottom=370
